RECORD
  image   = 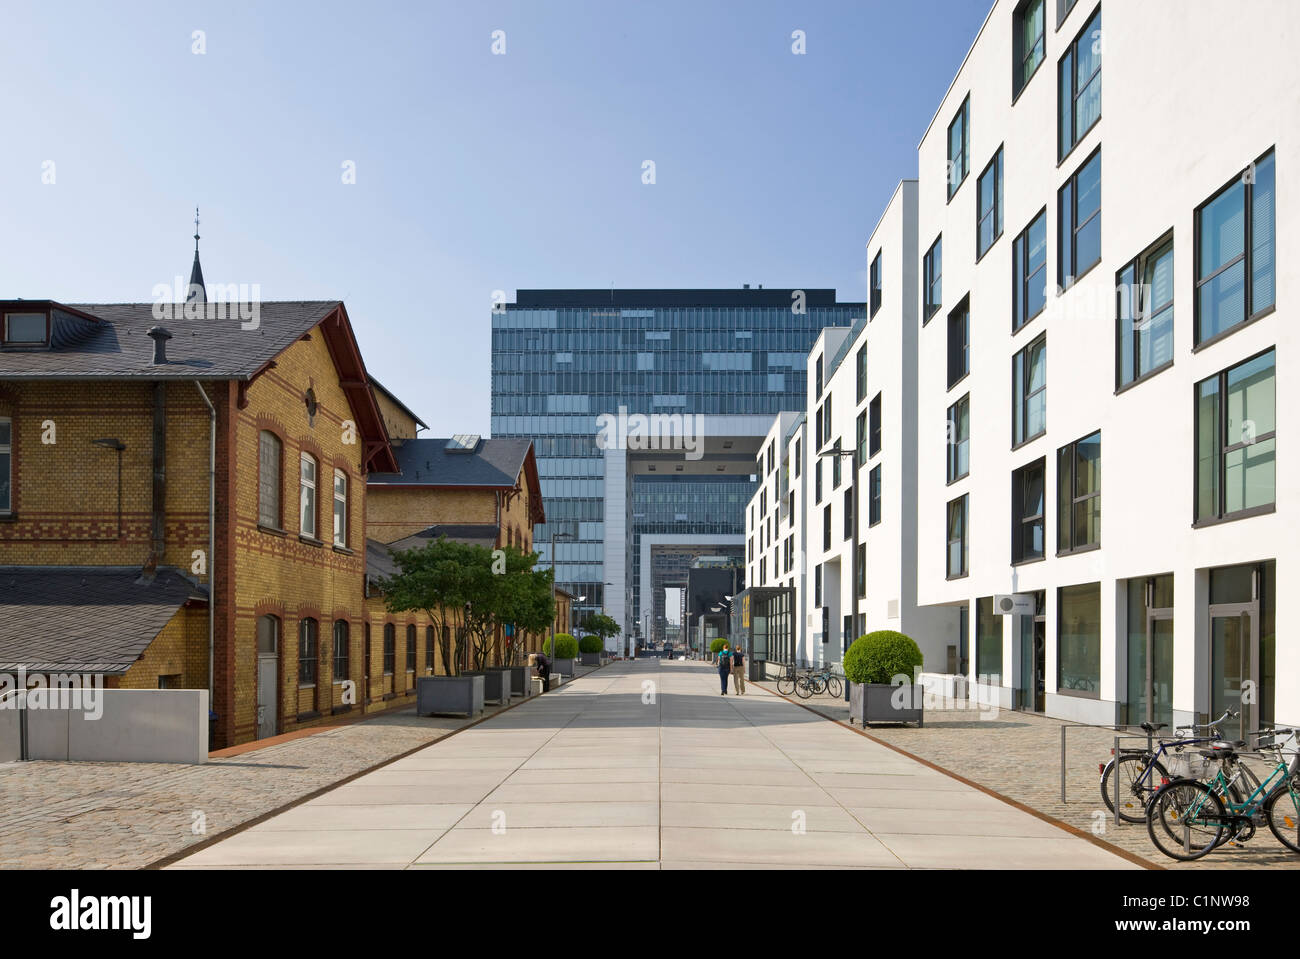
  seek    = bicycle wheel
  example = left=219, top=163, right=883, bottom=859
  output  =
left=1264, top=782, right=1300, bottom=854
left=1146, top=779, right=1225, bottom=861
left=776, top=672, right=795, bottom=696
left=808, top=675, right=827, bottom=695
left=825, top=676, right=843, bottom=698
left=1100, top=754, right=1168, bottom=824
left=795, top=677, right=814, bottom=699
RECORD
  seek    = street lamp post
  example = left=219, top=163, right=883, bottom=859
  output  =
left=548, top=528, right=575, bottom=661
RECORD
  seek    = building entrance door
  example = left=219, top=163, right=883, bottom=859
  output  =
left=1210, top=604, right=1258, bottom=744
left=256, top=615, right=279, bottom=740
left=1016, top=592, right=1046, bottom=712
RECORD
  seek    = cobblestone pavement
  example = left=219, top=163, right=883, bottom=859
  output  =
left=0, top=668, right=600, bottom=870
left=759, top=683, right=1298, bottom=870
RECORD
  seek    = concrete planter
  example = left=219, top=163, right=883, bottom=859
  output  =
left=488, top=665, right=531, bottom=697
left=417, top=675, right=484, bottom=718
left=848, top=682, right=924, bottom=727
left=461, top=671, right=510, bottom=705
left=579, top=652, right=601, bottom=666
left=552, top=658, right=576, bottom=676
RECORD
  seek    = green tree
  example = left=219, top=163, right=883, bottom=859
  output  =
left=578, top=613, right=621, bottom=648
left=491, top=546, right=555, bottom=666
left=379, top=536, right=474, bottom=676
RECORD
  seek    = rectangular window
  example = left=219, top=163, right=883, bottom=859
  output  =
left=823, top=394, right=833, bottom=446
left=1012, top=458, right=1046, bottom=563
left=823, top=505, right=832, bottom=551
left=815, top=457, right=823, bottom=504
left=856, top=544, right=866, bottom=598
left=1058, top=147, right=1101, bottom=287
left=1013, top=0, right=1046, bottom=98
left=332, top=469, right=348, bottom=547
left=332, top=620, right=349, bottom=682
left=947, top=299, right=969, bottom=389
left=1058, top=5, right=1101, bottom=160
left=258, top=431, right=282, bottom=529
left=947, top=95, right=970, bottom=200
left=1116, top=233, right=1175, bottom=387
left=947, top=395, right=970, bottom=483
left=856, top=343, right=868, bottom=402
left=383, top=625, right=395, bottom=675
left=815, top=563, right=823, bottom=606
left=869, top=466, right=882, bottom=526
left=2, top=311, right=47, bottom=346
left=0, top=417, right=10, bottom=514
left=406, top=625, right=417, bottom=671
left=869, top=394, right=882, bottom=456
left=794, top=438, right=801, bottom=477
left=977, top=146, right=1004, bottom=259
left=1012, top=209, right=1048, bottom=331
left=856, top=411, right=867, bottom=467
left=844, top=488, right=853, bottom=540
left=1012, top=333, right=1047, bottom=446
left=816, top=354, right=824, bottom=399
left=870, top=251, right=883, bottom=318
left=1057, top=0, right=1079, bottom=28
left=1195, top=150, right=1275, bottom=346
left=1058, top=582, right=1101, bottom=697
left=946, top=494, right=968, bottom=579
left=832, top=439, right=842, bottom=489
left=426, top=626, right=435, bottom=671
left=299, top=453, right=318, bottom=538
left=298, top=619, right=318, bottom=685
left=1195, top=349, right=1276, bottom=523
left=1057, top=431, right=1100, bottom=552
left=923, top=235, right=943, bottom=322
left=975, top=597, right=1003, bottom=684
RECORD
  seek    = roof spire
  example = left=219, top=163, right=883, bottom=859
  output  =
left=187, top=206, right=206, bottom=305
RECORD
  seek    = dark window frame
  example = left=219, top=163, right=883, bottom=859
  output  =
left=1012, top=458, right=1047, bottom=565
left=947, top=394, right=970, bottom=485
left=946, top=95, right=971, bottom=202
left=868, top=394, right=882, bottom=457
left=332, top=619, right=349, bottom=683
left=1058, top=145, right=1102, bottom=289
left=869, top=465, right=882, bottom=527
left=856, top=343, right=868, bottom=402
left=1115, top=230, right=1176, bottom=391
left=1057, top=430, right=1101, bottom=555
left=823, top=504, right=832, bottom=551
left=1012, top=207, right=1049, bottom=333
left=923, top=235, right=943, bottom=322
left=946, top=493, right=969, bottom=580
left=1193, top=148, right=1277, bottom=350
left=1012, top=332, right=1047, bottom=448
left=1058, top=4, right=1102, bottom=163
left=947, top=297, right=970, bottom=390
left=298, top=617, right=319, bottom=686
left=383, top=623, right=396, bottom=675
left=1012, top=0, right=1047, bottom=101
left=1193, top=347, right=1277, bottom=526
left=869, top=251, right=883, bottom=318
left=976, top=146, right=1005, bottom=260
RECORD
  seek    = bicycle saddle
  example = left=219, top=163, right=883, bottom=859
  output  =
left=1139, top=722, right=1167, bottom=733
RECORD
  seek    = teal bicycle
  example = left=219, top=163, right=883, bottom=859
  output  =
left=1145, top=727, right=1300, bottom=861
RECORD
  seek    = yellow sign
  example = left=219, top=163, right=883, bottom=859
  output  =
left=741, top=594, right=750, bottom=629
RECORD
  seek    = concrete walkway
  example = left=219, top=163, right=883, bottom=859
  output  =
left=170, top=660, right=1139, bottom=869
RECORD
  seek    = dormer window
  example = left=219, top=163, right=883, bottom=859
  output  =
left=2, top=312, right=48, bottom=347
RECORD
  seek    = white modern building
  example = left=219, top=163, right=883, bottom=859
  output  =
left=748, top=0, right=1297, bottom=737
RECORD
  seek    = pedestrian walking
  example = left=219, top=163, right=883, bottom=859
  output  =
left=717, top=641, right=731, bottom=695
left=731, top=643, right=746, bottom=694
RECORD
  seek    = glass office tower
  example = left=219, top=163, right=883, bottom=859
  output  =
left=490, top=288, right=858, bottom=642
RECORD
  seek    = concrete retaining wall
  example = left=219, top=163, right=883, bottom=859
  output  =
left=0, top=689, right=208, bottom=763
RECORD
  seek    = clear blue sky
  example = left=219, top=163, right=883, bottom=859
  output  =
left=0, top=0, right=989, bottom=434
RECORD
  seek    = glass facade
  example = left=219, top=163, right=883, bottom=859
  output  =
left=491, top=291, right=857, bottom=636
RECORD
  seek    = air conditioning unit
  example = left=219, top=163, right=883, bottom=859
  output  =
left=993, top=593, right=1034, bottom=616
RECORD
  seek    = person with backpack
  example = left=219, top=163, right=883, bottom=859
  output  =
left=730, top=643, right=746, bottom=695
left=716, top=641, right=731, bottom=695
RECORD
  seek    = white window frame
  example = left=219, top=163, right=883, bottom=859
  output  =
left=332, top=468, right=348, bottom=547
left=0, top=416, right=11, bottom=514
left=300, top=452, right=318, bottom=539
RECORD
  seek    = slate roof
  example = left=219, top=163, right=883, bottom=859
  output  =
left=0, top=567, right=205, bottom=674
left=0, top=301, right=339, bottom=380
left=365, top=525, right=502, bottom=588
left=367, top=437, right=534, bottom=488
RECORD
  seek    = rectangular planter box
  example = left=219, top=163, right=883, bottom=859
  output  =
left=461, top=671, right=510, bottom=706
left=417, top=675, right=484, bottom=718
left=487, top=665, right=531, bottom=698
left=552, top=658, right=576, bottom=676
left=579, top=652, right=601, bottom=666
left=848, top=682, right=924, bottom=727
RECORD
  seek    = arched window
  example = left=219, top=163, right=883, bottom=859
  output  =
left=425, top=626, right=435, bottom=672
left=298, top=618, right=319, bottom=684
left=405, top=624, right=417, bottom=672
left=299, top=453, right=318, bottom=538
left=382, top=624, right=395, bottom=675
left=258, top=432, right=282, bottom=528
left=332, top=620, right=349, bottom=682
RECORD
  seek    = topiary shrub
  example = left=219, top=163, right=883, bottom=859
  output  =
left=709, top=638, right=728, bottom=654
left=578, top=635, right=603, bottom=654
left=543, top=633, right=579, bottom=659
left=842, top=630, right=923, bottom=685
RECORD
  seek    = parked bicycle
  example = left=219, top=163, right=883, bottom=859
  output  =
left=775, top=663, right=825, bottom=699
left=1144, top=726, right=1300, bottom=861
left=1099, top=709, right=1236, bottom=823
